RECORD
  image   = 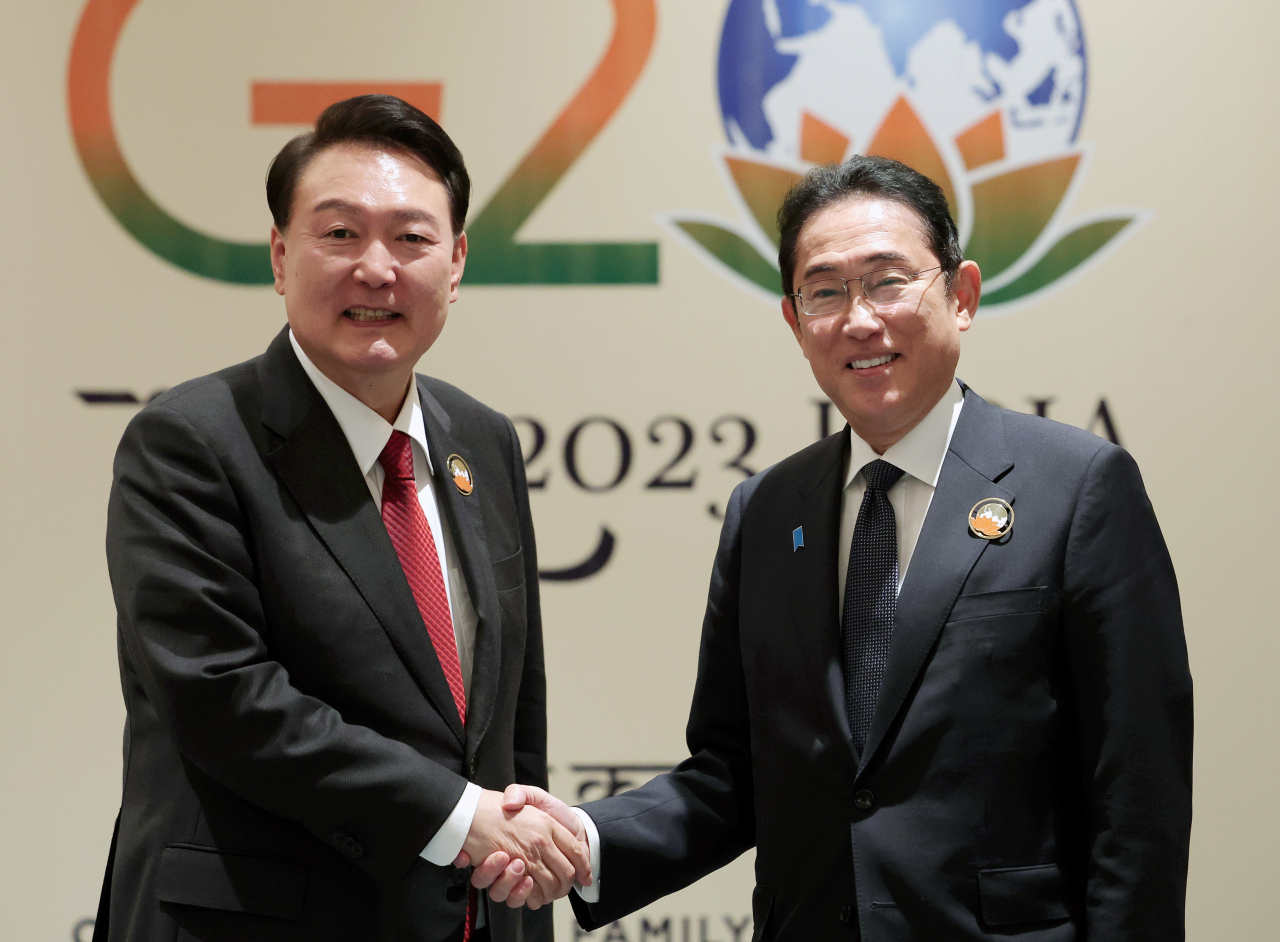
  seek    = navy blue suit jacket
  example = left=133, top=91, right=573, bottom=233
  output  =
left=572, top=385, right=1192, bottom=941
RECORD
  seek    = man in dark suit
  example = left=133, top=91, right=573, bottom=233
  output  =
left=97, top=95, right=588, bottom=942
left=478, top=157, right=1193, bottom=939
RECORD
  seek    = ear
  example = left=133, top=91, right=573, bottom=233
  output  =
left=269, top=226, right=287, bottom=296
left=782, top=293, right=804, bottom=345
left=449, top=231, right=467, bottom=302
left=953, top=260, right=981, bottom=332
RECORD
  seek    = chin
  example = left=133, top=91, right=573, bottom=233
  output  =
left=842, top=396, right=908, bottom=432
left=334, top=344, right=402, bottom=373
left=839, top=382, right=900, bottom=411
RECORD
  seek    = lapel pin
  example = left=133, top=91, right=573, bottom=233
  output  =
left=446, top=454, right=474, bottom=496
left=793, top=526, right=804, bottom=552
left=968, top=498, right=1014, bottom=540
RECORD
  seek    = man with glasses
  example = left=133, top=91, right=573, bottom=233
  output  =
left=478, top=156, right=1193, bottom=940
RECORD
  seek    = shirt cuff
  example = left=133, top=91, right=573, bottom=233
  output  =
left=420, top=782, right=482, bottom=866
left=570, top=807, right=602, bottom=903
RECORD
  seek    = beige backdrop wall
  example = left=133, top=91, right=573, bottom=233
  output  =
left=2, top=0, right=1277, bottom=939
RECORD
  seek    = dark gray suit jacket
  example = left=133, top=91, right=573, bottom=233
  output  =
left=571, top=385, right=1192, bottom=941
left=99, top=327, right=550, bottom=942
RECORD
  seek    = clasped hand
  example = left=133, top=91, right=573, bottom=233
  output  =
left=454, top=786, right=590, bottom=909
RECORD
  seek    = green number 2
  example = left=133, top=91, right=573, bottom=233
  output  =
left=466, top=0, right=659, bottom=285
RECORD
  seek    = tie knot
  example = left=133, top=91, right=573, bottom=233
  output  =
left=378, top=431, right=416, bottom=482
left=861, top=459, right=904, bottom=492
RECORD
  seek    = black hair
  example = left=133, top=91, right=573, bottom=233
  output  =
left=777, top=155, right=962, bottom=297
left=266, top=94, right=470, bottom=236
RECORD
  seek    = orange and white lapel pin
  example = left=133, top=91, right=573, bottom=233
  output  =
left=446, top=454, right=474, bottom=496
left=968, top=498, right=1013, bottom=540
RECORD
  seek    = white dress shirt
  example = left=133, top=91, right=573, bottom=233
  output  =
left=838, top=379, right=965, bottom=605
left=572, top=381, right=967, bottom=903
left=288, top=331, right=482, bottom=868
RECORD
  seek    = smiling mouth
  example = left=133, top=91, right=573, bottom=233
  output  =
left=849, top=353, right=898, bottom=370
left=345, top=307, right=400, bottom=322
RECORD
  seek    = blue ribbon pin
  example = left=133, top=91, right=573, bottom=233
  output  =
left=793, top=526, right=804, bottom=552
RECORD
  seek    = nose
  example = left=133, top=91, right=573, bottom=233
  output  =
left=354, top=239, right=397, bottom=289
left=841, top=295, right=884, bottom=339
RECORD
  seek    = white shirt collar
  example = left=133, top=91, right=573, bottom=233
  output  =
left=288, top=328, right=434, bottom=478
left=845, top=380, right=965, bottom=489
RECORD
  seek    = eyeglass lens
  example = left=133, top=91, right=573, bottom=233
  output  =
left=798, top=268, right=924, bottom=316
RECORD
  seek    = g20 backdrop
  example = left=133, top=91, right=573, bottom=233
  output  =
left=2, top=0, right=1277, bottom=938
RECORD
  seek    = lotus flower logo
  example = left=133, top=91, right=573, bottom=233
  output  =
left=673, top=0, right=1145, bottom=313
left=970, top=513, right=1005, bottom=538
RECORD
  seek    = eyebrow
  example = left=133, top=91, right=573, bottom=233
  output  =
left=310, top=199, right=440, bottom=226
left=801, top=251, right=910, bottom=281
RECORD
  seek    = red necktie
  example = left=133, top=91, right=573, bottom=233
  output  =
left=378, top=431, right=467, bottom=723
left=377, top=432, right=476, bottom=939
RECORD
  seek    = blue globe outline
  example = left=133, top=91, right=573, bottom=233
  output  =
left=716, top=0, right=1089, bottom=156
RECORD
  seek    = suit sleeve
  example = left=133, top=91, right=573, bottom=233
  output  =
left=505, top=416, right=549, bottom=792
left=502, top=416, right=554, bottom=942
left=107, top=404, right=468, bottom=885
left=571, top=476, right=759, bottom=930
left=1062, top=444, right=1193, bottom=939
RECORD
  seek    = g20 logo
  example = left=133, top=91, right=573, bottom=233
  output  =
left=67, top=0, right=659, bottom=286
left=69, top=0, right=1144, bottom=311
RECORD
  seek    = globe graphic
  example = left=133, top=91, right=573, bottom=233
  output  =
left=717, top=0, right=1088, bottom=169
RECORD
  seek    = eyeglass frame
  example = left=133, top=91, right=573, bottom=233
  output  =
left=790, top=266, right=944, bottom=317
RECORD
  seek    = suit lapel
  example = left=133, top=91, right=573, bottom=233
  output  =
left=787, top=432, right=862, bottom=767
left=259, top=330, right=465, bottom=746
left=417, top=379, right=500, bottom=761
left=857, top=388, right=1015, bottom=776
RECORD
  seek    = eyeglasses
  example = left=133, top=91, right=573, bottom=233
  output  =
left=792, top=267, right=942, bottom=317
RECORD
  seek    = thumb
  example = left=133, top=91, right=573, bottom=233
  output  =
left=501, top=783, right=535, bottom=812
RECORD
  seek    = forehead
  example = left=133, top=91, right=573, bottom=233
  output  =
left=794, top=196, right=934, bottom=279
left=293, top=144, right=446, bottom=216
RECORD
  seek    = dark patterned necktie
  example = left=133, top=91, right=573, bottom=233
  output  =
left=842, top=459, right=905, bottom=754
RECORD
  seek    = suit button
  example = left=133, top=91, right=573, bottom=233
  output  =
left=332, top=831, right=349, bottom=847
left=467, top=755, right=478, bottom=777
left=854, top=789, right=875, bottom=810
left=446, top=885, right=467, bottom=903
left=349, top=842, right=364, bottom=858
left=840, top=905, right=852, bottom=923
left=451, top=868, right=470, bottom=886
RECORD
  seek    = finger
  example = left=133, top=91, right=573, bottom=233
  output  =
left=486, top=858, right=526, bottom=903
left=526, top=842, right=576, bottom=902
left=452, top=850, right=472, bottom=868
left=525, top=879, right=547, bottom=911
left=501, top=783, right=533, bottom=813
left=469, top=851, right=511, bottom=891
left=521, top=787, right=581, bottom=836
left=505, top=875, right=537, bottom=909
left=549, top=821, right=592, bottom=886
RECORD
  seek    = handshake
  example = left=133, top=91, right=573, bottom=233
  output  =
left=454, top=785, right=591, bottom=909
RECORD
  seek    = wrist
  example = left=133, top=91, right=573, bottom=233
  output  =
left=462, top=789, right=503, bottom=858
